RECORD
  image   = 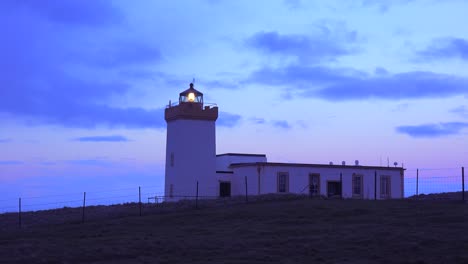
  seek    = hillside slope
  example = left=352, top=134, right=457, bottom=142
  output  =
left=1, top=198, right=467, bottom=263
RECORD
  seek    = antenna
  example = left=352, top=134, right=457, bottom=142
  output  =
left=387, top=157, right=389, bottom=167
left=192, top=78, right=195, bottom=84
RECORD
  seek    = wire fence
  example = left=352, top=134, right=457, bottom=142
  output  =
left=404, top=167, right=465, bottom=199
left=0, top=167, right=465, bottom=230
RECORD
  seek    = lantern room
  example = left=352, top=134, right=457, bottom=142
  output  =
left=179, top=83, right=203, bottom=105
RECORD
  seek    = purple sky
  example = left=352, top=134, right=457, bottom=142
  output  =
left=1, top=0, right=467, bottom=207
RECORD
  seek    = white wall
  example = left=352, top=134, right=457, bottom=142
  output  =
left=231, top=165, right=404, bottom=199
left=165, top=119, right=217, bottom=200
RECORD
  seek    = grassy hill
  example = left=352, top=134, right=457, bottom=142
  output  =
left=1, top=196, right=467, bottom=263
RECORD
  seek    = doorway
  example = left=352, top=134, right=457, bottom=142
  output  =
left=309, top=174, right=320, bottom=196
left=219, top=182, right=231, bottom=197
left=327, top=181, right=342, bottom=198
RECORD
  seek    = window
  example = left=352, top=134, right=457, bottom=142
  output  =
left=277, top=172, right=289, bottom=193
left=352, top=174, right=363, bottom=198
left=170, top=152, right=174, bottom=167
left=380, top=176, right=391, bottom=198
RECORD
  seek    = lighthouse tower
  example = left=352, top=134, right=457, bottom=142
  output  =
left=164, top=83, right=218, bottom=200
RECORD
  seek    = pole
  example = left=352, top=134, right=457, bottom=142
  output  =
left=416, top=169, right=419, bottom=196
left=19, top=198, right=21, bottom=228
left=139, top=186, right=142, bottom=216
left=340, top=173, right=343, bottom=199
left=462, top=167, right=465, bottom=202
left=374, top=171, right=377, bottom=200
left=82, top=192, right=86, bottom=223
left=245, top=176, right=248, bottom=203
left=196, top=181, right=199, bottom=209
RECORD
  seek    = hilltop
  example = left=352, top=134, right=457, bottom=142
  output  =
left=0, top=196, right=467, bottom=263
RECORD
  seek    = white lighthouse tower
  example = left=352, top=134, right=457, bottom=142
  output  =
left=164, top=83, right=218, bottom=200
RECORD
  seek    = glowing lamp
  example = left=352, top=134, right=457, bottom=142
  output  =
left=179, top=83, right=204, bottom=105
left=188, top=92, right=195, bottom=102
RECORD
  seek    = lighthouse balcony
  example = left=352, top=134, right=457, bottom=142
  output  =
left=165, top=102, right=218, bottom=121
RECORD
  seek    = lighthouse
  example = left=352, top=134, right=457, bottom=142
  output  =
left=164, top=83, right=218, bottom=200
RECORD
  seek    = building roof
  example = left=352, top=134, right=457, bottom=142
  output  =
left=216, top=170, right=234, bottom=174
left=179, top=83, right=203, bottom=96
left=216, top=153, right=267, bottom=157
left=229, top=162, right=405, bottom=171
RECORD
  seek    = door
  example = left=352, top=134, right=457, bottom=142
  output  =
left=219, top=182, right=231, bottom=197
left=309, top=174, right=320, bottom=196
left=327, top=181, right=342, bottom=197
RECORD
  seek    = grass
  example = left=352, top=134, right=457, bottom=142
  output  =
left=0, top=195, right=467, bottom=263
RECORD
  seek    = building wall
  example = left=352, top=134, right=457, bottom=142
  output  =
left=230, top=166, right=261, bottom=196
left=231, top=165, right=404, bottom=199
left=165, top=119, right=217, bottom=200
left=216, top=155, right=267, bottom=171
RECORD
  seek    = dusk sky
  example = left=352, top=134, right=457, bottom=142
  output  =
left=1, top=0, right=468, bottom=205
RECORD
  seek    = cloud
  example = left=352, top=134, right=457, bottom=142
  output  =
left=76, top=42, right=163, bottom=68
left=0, top=1, right=165, bottom=129
left=361, top=0, right=414, bottom=12
left=396, top=122, right=468, bottom=137
left=246, top=65, right=363, bottom=86
left=245, top=25, right=357, bottom=62
left=246, top=65, right=468, bottom=101
left=391, top=103, right=410, bottom=112
left=65, top=159, right=113, bottom=167
left=296, top=120, right=308, bottom=129
left=39, top=161, right=58, bottom=166
left=217, top=112, right=242, bottom=127
left=0, top=138, right=12, bottom=143
left=0, top=86, right=165, bottom=128
left=250, top=117, right=266, bottom=124
left=73, top=135, right=130, bottom=142
left=418, top=37, right=468, bottom=61
left=316, top=72, right=468, bottom=101
left=450, top=106, right=468, bottom=118
left=5, top=0, right=123, bottom=26
left=272, top=120, right=292, bottom=129
left=199, top=79, right=239, bottom=90
left=0, top=160, right=24, bottom=165
left=283, top=0, right=302, bottom=9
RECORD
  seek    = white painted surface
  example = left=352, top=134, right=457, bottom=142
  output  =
left=230, top=165, right=404, bottom=199
left=165, top=119, right=217, bottom=200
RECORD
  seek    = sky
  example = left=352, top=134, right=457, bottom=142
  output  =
left=1, top=0, right=468, bottom=208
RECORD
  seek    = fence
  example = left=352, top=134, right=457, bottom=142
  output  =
left=404, top=167, right=465, bottom=199
left=0, top=167, right=466, bottom=230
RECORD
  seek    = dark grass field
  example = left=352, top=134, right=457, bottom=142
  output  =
left=1, top=196, right=467, bottom=264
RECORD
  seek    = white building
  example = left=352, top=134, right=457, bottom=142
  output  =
left=164, top=84, right=405, bottom=200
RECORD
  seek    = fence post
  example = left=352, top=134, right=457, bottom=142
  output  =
left=196, top=181, right=199, bottom=209
left=139, top=186, right=142, bottom=216
left=18, top=198, right=21, bottom=228
left=82, top=192, right=86, bottom=223
left=462, top=167, right=465, bottom=202
left=340, top=173, right=343, bottom=200
left=416, top=168, right=419, bottom=196
left=245, top=176, right=248, bottom=203
left=374, top=171, right=377, bottom=200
